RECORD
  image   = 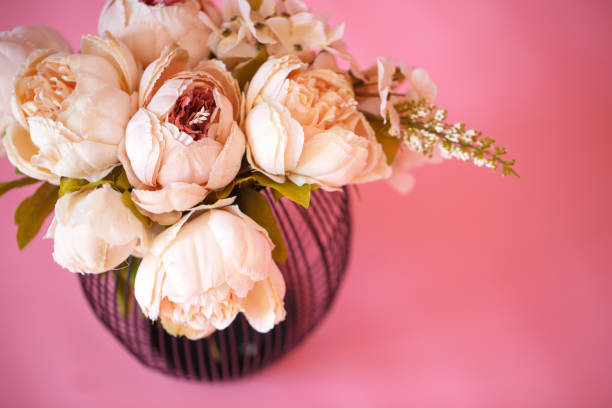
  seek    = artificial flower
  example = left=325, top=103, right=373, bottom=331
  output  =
left=46, top=184, right=149, bottom=274
left=357, top=57, right=438, bottom=136
left=201, top=0, right=343, bottom=65
left=265, top=1, right=344, bottom=56
left=244, top=54, right=391, bottom=189
left=134, top=198, right=286, bottom=340
left=355, top=58, right=439, bottom=192
left=0, top=25, right=71, bottom=157
left=9, top=33, right=138, bottom=183
left=387, top=148, right=443, bottom=194
left=98, top=0, right=221, bottom=67
left=119, top=45, right=245, bottom=221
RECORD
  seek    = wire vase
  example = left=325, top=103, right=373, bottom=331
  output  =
left=79, top=188, right=352, bottom=381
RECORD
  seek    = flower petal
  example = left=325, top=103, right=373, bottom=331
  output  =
left=81, top=33, right=139, bottom=94
left=245, top=54, right=305, bottom=110
left=241, top=265, right=287, bottom=333
left=132, top=182, right=208, bottom=214
left=245, top=101, right=304, bottom=177
left=2, top=123, right=59, bottom=183
left=139, top=44, right=190, bottom=108
left=28, top=117, right=118, bottom=182
left=124, top=108, right=165, bottom=186
left=410, top=67, right=438, bottom=103
left=135, top=255, right=165, bottom=320
left=207, top=121, right=245, bottom=190
left=291, top=127, right=368, bottom=188
left=156, top=123, right=223, bottom=187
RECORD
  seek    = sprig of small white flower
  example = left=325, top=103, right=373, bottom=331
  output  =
left=395, top=99, right=519, bottom=178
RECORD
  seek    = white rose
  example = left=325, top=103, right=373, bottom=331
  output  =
left=244, top=54, right=391, bottom=190
left=7, top=34, right=138, bottom=183
left=119, top=45, right=245, bottom=222
left=0, top=25, right=71, bottom=156
left=135, top=199, right=286, bottom=340
left=98, top=0, right=220, bottom=67
left=46, top=184, right=149, bottom=274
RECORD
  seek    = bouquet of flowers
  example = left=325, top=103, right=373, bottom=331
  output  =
left=0, top=0, right=516, bottom=342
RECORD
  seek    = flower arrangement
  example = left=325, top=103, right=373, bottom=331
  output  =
left=0, top=0, right=517, bottom=342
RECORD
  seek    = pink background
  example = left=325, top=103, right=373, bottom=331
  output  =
left=1, top=0, right=611, bottom=406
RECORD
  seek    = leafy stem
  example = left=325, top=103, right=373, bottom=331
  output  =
left=401, top=119, right=519, bottom=178
left=365, top=99, right=519, bottom=178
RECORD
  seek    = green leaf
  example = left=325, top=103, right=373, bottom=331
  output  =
left=59, top=167, right=131, bottom=197
left=352, top=184, right=363, bottom=201
left=113, top=169, right=131, bottom=192
left=59, top=177, right=87, bottom=196
left=247, top=0, right=262, bottom=11
left=208, top=337, right=222, bottom=361
left=59, top=177, right=98, bottom=196
left=271, top=189, right=284, bottom=202
left=103, top=166, right=131, bottom=192
left=214, top=178, right=242, bottom=200
left=215, top=172, right=312, bottom=209
left=369, top=117, right=401, bottom=165
left=115, top=257, right=141, bottom=318
left=14, top=182, right=59, bottom=250
left=121, top=191, right=153, bottom=228
left=233, top=47, right=268, bottom=90
left=251, top=173, right=312, bottom=209
left=0, top=177, right=40, bottom=197
left=237, top=186, right=287, bottom=264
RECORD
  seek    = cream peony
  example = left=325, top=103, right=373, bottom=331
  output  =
left=0, top=25, right=71, bottom=156
left=98, top=0, right=220, bottom=68
left=134, top=198, right=286, bottom=340
left=46, top=184, right=149, bottom=274
left=244, top=54, right=391, bottom=190
left=8, top=33, right=138, bottom=183
left=119, top=45, right=245, bottom=221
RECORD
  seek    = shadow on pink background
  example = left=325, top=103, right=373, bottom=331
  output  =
left=1, top=1, right=611, bottom=407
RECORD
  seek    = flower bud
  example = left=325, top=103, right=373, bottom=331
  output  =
left=46, top=185, right=149, bottom=274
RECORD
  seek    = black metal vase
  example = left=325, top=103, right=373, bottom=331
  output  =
left=79, top=188, right=352, bottom=381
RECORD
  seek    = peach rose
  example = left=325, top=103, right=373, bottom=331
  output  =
left=8, top=34, right=138, bottom=183
left=46, top=184, right=149, bottom=274
left=98, top=0, right=221, bottom=67
left=119, top=46, right=245, bottom=221
left=0, top=25, right=71, bottom=157
left=244, top=54, right=391, bottom=189
left=135, top=198, right=286, bottom=340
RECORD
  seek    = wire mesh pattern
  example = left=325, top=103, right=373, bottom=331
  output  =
left=79, top=188, right=352, bottom=381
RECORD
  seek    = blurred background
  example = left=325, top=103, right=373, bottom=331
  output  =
left=1, top=0, right=611, bottom=406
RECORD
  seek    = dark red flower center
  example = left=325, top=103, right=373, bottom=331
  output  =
left=168, top=88, right=216, bottom=141
left=140, top=0, right=183, bottom=6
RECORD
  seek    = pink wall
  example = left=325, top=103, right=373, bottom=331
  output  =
left=1, top=0, right=611, bottom=406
